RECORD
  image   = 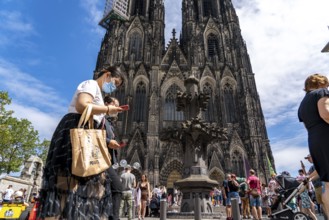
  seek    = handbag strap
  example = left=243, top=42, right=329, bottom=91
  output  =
left=77, top=104, right=93, bottom=128
left=101, top=117, right=106, bottom=130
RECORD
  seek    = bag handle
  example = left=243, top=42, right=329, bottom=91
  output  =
left=77, top=104, right=93, bottom=128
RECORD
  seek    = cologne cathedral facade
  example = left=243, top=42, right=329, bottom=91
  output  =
left=95, top=0, right=275, bottom=189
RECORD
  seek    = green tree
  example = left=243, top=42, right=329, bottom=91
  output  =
left=0, top=91, right=49, bottom=174
left=36, top=139, right=50, bottom=163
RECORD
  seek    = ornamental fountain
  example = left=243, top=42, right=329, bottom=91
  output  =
left=160, top=75, right=227, bottom=214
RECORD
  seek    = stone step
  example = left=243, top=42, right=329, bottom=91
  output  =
left=212, top=205, right=225, bottom=214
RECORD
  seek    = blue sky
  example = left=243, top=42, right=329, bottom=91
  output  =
left=0, top=0, right=329, bottom=178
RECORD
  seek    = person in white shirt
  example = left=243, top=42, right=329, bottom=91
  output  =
left=38, top=65, right=125, bottom=220
left=152, top=185, right=161, bottom=199
left=3, top=185, right=14, bottom=202
left=14, top=189, right=24, bottom=199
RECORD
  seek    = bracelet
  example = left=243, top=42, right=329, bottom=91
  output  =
left=106, top=106, right=110, bottom=115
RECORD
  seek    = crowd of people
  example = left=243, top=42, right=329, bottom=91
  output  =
left=1, top=185, right=29, bottom=205
left=210, top=73, right=329, bottom=220
left=115, top=166, right=182, bottom=220
left=210, top=163, right=327, bottom=220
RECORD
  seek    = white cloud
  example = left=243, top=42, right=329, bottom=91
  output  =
left=235, top=0, right=329, bottom=124
left=163, top=0, right=329, bottom=175
left=80, top=0, right=106, bottom=36
left=8, top=102, right=62, bottom=141
left=0, top=59, right=67, bottom=140
left=0, top=7, right=69, bottom=141
left=0, top=10, right=36, bottom=49
left=233, top=0, right=329, bottom=176
left=0, top=10, right=34, bottom=32
left=271, top=133, right=310, bottom=177
left=0, top=1, right=105, bottom=142
left=164, top=0, right=182, bottom=45
left=0, top=59, right=67, bottom=112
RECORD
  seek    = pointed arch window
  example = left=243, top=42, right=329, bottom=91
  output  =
left=133, top=0, right=145, bottom=16
left=164, top=84, right=184, bottom=121
left=232, top=150, right=244, bottom=177
left=223, top=83, right=236, bottom=123
left=113, top=85, right=126, bottom=121
left=133, top=81, right=147, bottom=122
left=129, top=32, right=143, bottom=61
left=203, top=83, right=215, bottom=122
left=203, top=0, right=217, bottom=17
left=207, top=33, right=220, bottom=59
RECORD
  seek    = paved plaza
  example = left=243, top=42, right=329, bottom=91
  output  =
left=122, top=204, right=327, bottom=220
left=119, top=214, right=326, bottom=220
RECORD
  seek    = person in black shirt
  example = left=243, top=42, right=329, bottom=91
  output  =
left=223, top=173, right=240, bottom=220
left=228, top=174, right=240, bottom=205
left=298, top=73, right=329, bottom=218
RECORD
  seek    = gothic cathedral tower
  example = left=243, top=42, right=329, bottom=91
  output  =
left=95, top=0, right=275, bottom=188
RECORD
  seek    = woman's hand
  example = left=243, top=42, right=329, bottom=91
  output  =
left=107, top=105, right=124, bottom=115
left=108, top=140, right=121, bottom=149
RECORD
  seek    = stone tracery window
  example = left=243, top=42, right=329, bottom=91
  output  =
left=203, top=82, right=215, bottom=122
left=223, top=82, right=236, bottom=123
left=164, top=84, right=184, bottom=121
left=132, top=0, right=145, bottom=16
left=113, top=85, right=126, bottom=121
left=232, top=150, right=244, bottom=177
left=129, top=32, right=142, bottom=61
left=134, top=81, right=147, bottom=121
left=207, top=33, right=219, bottom=59
left=203, top=0, right=217, bottom=17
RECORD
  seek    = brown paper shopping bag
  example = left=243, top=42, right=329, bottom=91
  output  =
left=70, top=104, right=111, bottom=177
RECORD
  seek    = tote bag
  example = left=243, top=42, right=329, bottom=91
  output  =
left=70, top=104, right=111, bottom=177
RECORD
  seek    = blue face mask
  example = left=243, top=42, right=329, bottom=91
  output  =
left=102, top=81, right=117, bottom=94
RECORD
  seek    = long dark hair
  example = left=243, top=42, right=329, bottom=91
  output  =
left=94, top=66, right=125, bottom=86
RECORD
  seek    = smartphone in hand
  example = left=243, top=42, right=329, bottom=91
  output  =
left=119, top=105, right=129, bottom=111
left=119, top=142, right=127, bottom=147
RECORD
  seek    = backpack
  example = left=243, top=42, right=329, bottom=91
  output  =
left=239, top=182, right=247, bottom=197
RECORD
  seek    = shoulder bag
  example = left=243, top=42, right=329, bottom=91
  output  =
left=250, top=178, right=260, bottom=198
left=70, top=104, right=111, bottom=177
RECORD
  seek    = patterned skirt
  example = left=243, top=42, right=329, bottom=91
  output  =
left=38, top=113, right=112, bottom=220
left=300, top=190, right=311, bottom=209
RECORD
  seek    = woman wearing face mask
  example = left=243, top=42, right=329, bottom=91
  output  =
left=38, top=65, right=125, bottom=220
